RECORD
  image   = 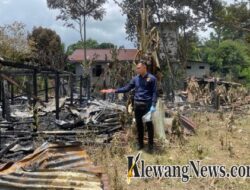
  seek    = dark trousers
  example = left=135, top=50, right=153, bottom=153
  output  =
left=134, top=101, right=154, bottom=148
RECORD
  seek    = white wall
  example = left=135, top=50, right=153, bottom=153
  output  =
left=186, top=62, right=210, bottom=78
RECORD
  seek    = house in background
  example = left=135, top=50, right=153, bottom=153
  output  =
left=186, top=60, right=211, bottom=78
left=68, top=49, right=137, bottom=87
left=68, top=21, right=211, bottom=90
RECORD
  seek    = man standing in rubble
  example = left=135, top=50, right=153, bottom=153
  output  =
left=101, top=61, right=157, bottom=153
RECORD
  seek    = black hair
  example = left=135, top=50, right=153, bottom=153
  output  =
left=138, top=60, right=147, bottom=66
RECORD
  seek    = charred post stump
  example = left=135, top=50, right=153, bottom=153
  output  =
left=32, top=104, right=39, bottom=132
left=214, top=93, right=220, bottom=110
left=0, top=82, right=2, bottom=102
left=44, top=75, right=49, bottom=102
left=79, top=75, right=83, bottom=105
left=213, top=78, right=220, bottom=110
left=33, top=69, right=38, bottom=107
left=87, top=76, right=90, bottom=100
left=102, top=80, right=107, bottom=100
left=10, top=84, right=14, bottom=105
left=70, top=74, right=74, bottom=106
left=55, top=72, right=60, bottom=120
left=1, top=80, right=11, bottom=121
left=32, top=69, right=38, bottom=132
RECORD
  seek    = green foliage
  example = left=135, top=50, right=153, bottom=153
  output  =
left=210, top=1, right=250, bottom=42
left=66, top=39, right=98, bottom=55
left=201, top=39, right=250, bottom=82
left=98, top=42, right=115, bottom=49
left=117, top=0, right=222, bottom=42
left=66, top=39, right=115, bottom=55
left=179, top=32, right=202, bottom=62
left=28, top=26, right=65, bottom=69
left=47, top=0, right=107, bottom=42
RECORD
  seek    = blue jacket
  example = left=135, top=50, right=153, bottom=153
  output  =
left=115, top=73, right=157, bottom=106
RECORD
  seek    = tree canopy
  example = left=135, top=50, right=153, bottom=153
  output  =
left=28, top=26, right=65, bottom=69
left=116, top=0, right=222, bottom=42
left=47, top=0, right=107, bottom=42
left=66, top=39, right=115, bottom=55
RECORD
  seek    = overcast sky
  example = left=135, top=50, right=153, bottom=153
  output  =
left=0, top=0, right=235, bottom=49
left=0, top=0, right=134, bottom=48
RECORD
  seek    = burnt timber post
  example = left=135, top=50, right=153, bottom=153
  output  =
left=33, top=69, right=37, bottom=107
left=55, top=72, right=60, bottom=119
left=10, top=84, right=14, bottom=105
left=0, top=82, right=2, bottom=102
left=1, top=81, right=5, bottom=118
left=70, top=74, right=74, bottom=106
left=79, top=75, right=83, bottom=105
left=103, top=80, right=106, bottom=100
left=87, top=76, right=90, bottom=100
left=44, top=75, right=49, bottom=102
left=2, top=80, right=10, bottom=121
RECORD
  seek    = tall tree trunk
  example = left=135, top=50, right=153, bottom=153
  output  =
left=83, top=14, right=90, bottom=99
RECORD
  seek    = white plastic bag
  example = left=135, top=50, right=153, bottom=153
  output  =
left=152, top=98, right=167, bottom=140
left=142, top=111, right=152, bottom=123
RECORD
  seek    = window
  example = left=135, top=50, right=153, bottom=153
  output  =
left=199, top=66, right=205, bottom=69
left=186, top=66, right=191, bottom=69
left=92, top=65, right=103, bottom=77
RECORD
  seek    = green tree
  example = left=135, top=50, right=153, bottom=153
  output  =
left=28, top=27, right=65, bottom=69
left=116, top=0, right=221, bottom=42
left=47, top=0, right=107, bottom=65
left=98, top=42, right=115, bottom=49
left=66, top=39, right=115, bottom=55
left=202, top=39, right=250, bottom=81
left=66, top=39, right=99, bottom=55
left=179, top=32, right=203, bottom=62
left=210, top=1, right=250, bottom=42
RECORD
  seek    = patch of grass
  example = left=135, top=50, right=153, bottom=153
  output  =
left=85, top=110, right=250, bottom=190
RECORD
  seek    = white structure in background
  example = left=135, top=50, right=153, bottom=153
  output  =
left=186, top=60, right=210, bottom=78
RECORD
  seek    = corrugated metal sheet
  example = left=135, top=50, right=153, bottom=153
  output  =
left=0, top=141, right=109, bottom=190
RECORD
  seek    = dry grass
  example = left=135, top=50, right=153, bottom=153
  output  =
left=85, top=108, right=250, bottom=190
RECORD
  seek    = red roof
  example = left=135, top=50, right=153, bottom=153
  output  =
left=68, top=49, right=138, bottom=62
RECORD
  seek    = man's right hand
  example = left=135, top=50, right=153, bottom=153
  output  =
left=100, top=89, right=116, bottom=93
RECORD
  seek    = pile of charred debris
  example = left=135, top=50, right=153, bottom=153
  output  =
left=173, top=77, right=250, bottom=111
left=0, top=59, right=129, bottom=189
left=0, top=98, right=127, bottom=161
left=0, top=60, right=249, bottom=189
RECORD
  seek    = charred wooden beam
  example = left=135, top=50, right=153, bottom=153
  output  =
left=0, top=70, right=33, bottom=76
left=13, top=86, right=55, bottom=100
left=0, top=139, right=19, bottom=159
left=0, top=131, right=33, bottom=136
left=0, top=59, right=66, bottom=73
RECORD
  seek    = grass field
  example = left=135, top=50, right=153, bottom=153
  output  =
left=86, top=107, right=250, bottom=190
